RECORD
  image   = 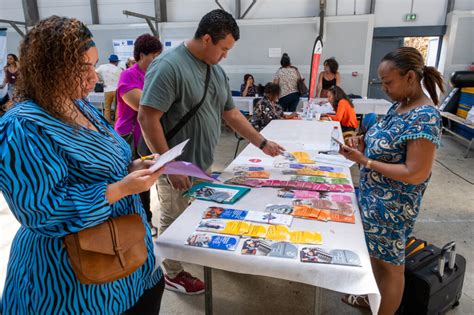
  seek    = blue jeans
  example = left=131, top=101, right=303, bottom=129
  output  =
left=279, top=92, right=300, bottom=112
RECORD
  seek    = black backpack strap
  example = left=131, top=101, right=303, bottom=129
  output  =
left=164, top=64, right=211, bottom=141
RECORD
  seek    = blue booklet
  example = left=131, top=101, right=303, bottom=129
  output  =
left=188, top=182, right=250, bottom=204
left=186, top=232, right=240, bottom=251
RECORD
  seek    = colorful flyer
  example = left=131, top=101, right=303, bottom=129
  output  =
left=292, top=151, right=315, bottom=164
left=233, top=166, right=265, bottom=172
left=234, top=171, right=271, bottom=179
left=243, top=224, right=268, bottom=238
left=186, top=233, right=240, bottom=251
left=188, top=182, right=250, bottom=204
left=195, top=219, right=227, bottom=233
left=222, top=220, right=251, bottom=235
left=265, top=204, right=293, bottom=215
left=202, top=207, right=248, bottom=220
left=245, top=211, right=294, bottom=226
left=290, top=231, right=323, bottom=245
left=266, top=225, right=291, bottom=242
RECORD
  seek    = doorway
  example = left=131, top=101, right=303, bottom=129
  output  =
left=367, top=26, right=446, bottom=99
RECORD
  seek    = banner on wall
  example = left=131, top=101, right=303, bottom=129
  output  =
left=0, top=30, right=7, bottom=98
left=308, top=36, right=323, bottom=100
left=113, top=39, right=134, bottom=62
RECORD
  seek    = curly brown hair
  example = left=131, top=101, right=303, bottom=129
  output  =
left=15, top=16, right=95, bottom=124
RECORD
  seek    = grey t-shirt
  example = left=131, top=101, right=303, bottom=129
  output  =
left=141, top=43, right=235, bottom=170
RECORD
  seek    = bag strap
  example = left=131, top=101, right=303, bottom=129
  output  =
left=165, top=64, right=211, bottom=141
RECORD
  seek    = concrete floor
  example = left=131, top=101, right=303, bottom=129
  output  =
left=0, top=129, right=472, bottom=314
left=151, top=130, right=474, bottom=315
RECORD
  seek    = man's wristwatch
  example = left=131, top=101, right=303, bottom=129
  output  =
left=259, top=138, right=268, bottom=150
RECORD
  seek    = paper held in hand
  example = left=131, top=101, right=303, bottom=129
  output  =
left=148, top=139, right=190, bottom=173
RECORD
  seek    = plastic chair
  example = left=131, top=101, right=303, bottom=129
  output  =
left=231, top=90, right=241, bottom=97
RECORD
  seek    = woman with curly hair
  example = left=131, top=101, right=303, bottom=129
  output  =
left=0, top=16, right=165, bottom=314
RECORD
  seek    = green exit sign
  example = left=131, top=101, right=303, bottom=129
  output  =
left=405, top=13, right=417, bottom=21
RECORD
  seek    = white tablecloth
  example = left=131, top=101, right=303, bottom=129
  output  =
left=308, top=98, right=392, bottom=115
left=236, top=96, right=391, bottom=116
left=87, top=92, right=105, bottom=105
left=154, top=120, right=381, bottom=314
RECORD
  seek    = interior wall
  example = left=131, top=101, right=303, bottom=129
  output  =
left=438, top=10, right=474, bottom=81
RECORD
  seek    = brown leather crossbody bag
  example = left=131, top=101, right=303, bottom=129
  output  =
left=64, top=214, right=148, bottom=284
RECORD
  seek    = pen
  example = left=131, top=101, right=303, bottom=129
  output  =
left=140, top=154, right=155, bottom=161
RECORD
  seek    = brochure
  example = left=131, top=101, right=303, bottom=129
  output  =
left=300, top=247, right=361, bottom=266
left=265, top=204, right=294, bottom=215
left=224, top=178, right=354, bottom=193
left=186, top=232, right=240, bottom=251
left=293, top=205, right=355, bottom=224
left=233, top=166, right=265, bottom=172
left=202, top=207, right=293, bottom=226
left=292, top=151, right=315, bottom=164
left=188, top=182, right=250, bottom=204
left=282, top=168, right=347, bottom=179
left=148, top=139, right=189, bottom=173
left=241, top=239, right=298, bottom=259
left=293, top=199, right=354, bottom=214
left=234, top=171, right=270, bottom=179
left=266, top=225, right=323, bottom=245
left=196, top=219, right=227, bottom=233
left=290, top=175, right=350, bottom=185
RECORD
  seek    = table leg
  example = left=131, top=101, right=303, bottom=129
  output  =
left=204, top=266, right=213, bottom=315
left=313, top=286, right=323, bottom=315
left=465, top=139, right=473, bottom=158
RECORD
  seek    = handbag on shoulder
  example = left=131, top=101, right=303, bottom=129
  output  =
left=294, top=67, right=308, bottom=96
left=64, top=214, right=148, bottom=284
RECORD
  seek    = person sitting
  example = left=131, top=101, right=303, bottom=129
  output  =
left=317, top=57, right=341, bottom=97
left=252, top=82, right=297, bottom=131
left=322, top=85, right=358, bottom=132
left=240, top=73, right=257, bottom=97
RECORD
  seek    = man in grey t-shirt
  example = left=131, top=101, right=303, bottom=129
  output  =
left=139, top=9, right=284, bottom=295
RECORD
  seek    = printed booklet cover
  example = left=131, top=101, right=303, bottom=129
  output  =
left=202, top=207, right=293, bottom=226
left=186, top=232, right=240, bottom=251
left=188, top=182, right=250, bottom=204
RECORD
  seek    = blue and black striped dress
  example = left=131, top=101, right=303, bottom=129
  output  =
left=0, top=100, right=162, bottom=314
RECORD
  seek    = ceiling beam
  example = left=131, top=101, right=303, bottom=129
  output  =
left=0, top=19, right=27, bottom=38
left=122, top=10, right=159, bottom=37
left=22, top=0, right=39, bottom=27
left=155, top=0, right=167, bottom=22
left=90, top=0, right=99, bottom=24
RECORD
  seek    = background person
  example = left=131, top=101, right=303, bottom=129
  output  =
left=0, top=53, right=19, bottom=100
left=252, top=82, right=297, bottom=131
left=115, top=33, right=163, bottom=237
left=317, top=57, right=341, bottom=97
left=96, top=53, right=122, bottom=123
left=138, top=9, right=284, bottom=295
left=340, top=47, right=445, bottom=314
left=240, top=73, right=257, bottom=97
left=321, top=85, right=358, bottom=132
left=0, top=16, right=164, bottom=315
left=273, top=53, right=301, bottom=112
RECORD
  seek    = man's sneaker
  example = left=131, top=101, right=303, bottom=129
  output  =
left=164, top=271, right=205, bottom=295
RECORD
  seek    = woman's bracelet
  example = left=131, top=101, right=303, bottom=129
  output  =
left=365, top=159, right=373, bottom=169
left=259, top=138, right=268, bottom=150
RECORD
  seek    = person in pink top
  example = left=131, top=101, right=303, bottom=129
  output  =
left=115, top=33, right=162, bottom=235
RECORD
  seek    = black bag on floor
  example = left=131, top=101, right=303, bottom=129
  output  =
left=398, top=241, right=466, bottom=315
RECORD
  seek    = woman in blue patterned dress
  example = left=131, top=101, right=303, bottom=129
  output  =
left=0, top=16, right=165, bottom=314
left=339, top=47, right=445, bottom=314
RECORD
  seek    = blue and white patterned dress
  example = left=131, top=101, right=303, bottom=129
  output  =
left=358, top=103, right=441, bottom=265
left=0, top=100, right=162, bottom=314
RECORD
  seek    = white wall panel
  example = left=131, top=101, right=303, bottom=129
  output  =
left=454, top=0, right=474, bottom=11
left=38, top=0, right=92, bottom=24
left=374, top=0, right=447, bottom=27
left=97, top=0, right=154, bottom=24
left=0, top=1, right=25, bottom=23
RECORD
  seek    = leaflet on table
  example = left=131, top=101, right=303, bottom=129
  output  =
left=241, top=239, right=298, bottom=259
left=224, top=177, right=354, bottom=193
left=289, top=175, right=350, bottom=185
left=233, top=166, right=265, bottom=172
left=273, top=163, right=344, bottom=173
left=202, top=207, right=293, bottom=226
left=312, top=153, right=355, bottom=168
left=282, top=168, right=347, bottom=179
left=300, top=247, right=361, bottom=266
left=232, top=156, right=275, bottom=167
left=293, top=198, right=354, bottom=214
left=277, top=190, right=352, bottom=203
left=293, top=205, right=355, bottom=224
left=195, top=219, right=322, bottom=244
left=234, top=170, right=270, bottom=179
left=187, top=182, right=250, bottom=204
left=186, top=232, right=240, bottom=251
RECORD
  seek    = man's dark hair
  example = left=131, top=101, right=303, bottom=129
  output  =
left=134, top=34, right=162, bottom=61
left=194, top=9, right=240, bottom=44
